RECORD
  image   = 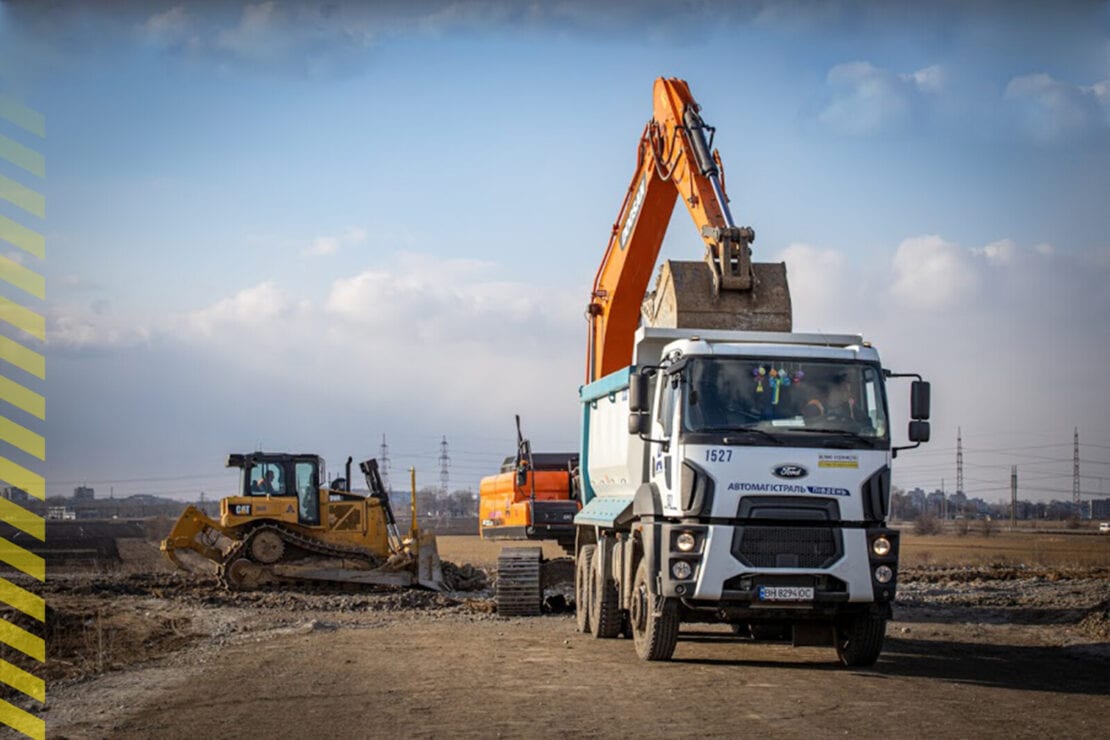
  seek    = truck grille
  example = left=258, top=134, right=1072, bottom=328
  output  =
left=732, top=497, right=844, bottom=569
left=732, top=526, right=841, bottom=568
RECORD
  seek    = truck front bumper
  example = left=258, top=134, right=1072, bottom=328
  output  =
left=654, top=522, right=899, bottom=607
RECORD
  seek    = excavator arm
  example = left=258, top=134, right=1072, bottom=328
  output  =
left=586, top=77, right=784, bottom=383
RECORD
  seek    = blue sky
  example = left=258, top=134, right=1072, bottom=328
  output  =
left=1, top=1, right=1108, bottom=503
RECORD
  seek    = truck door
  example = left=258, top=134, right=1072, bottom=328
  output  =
left=651, top=373, right=680, bottom=506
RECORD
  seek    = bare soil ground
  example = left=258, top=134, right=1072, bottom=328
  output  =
left=18, top=532, right=1110, bottom=738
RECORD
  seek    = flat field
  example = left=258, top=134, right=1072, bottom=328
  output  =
left=18, top=531, right=1109, bottom=738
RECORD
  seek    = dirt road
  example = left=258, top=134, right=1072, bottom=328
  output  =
left=48, top=608, right=1107, bottom=738
left=28, top=533, right=1109, bottom=738
left=40, top=571, right=1107, bottom=738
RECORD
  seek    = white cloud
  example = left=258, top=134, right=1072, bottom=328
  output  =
left=777, top=235, right=1110, bottom=496
left=889, top=235, right=978, bottom=311
left=776, top=243, right=847, bottom=325
left=186, top=281, right=290, bottom=337
left=1004, top=72, right=1110, bottom=141
left=818, top=61, right=943, bottom=135
left=303, top=227, right=367, bottom=257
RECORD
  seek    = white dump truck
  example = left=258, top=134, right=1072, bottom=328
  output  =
left=566, top=77, right=931, bottom=664
left=574, top=326, right=931, bottom=663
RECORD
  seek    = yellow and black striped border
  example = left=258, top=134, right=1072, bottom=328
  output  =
left=0, top=94, right=46, bottom=740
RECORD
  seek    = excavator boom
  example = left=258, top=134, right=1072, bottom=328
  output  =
left=587, top=77, right=791, bottom=383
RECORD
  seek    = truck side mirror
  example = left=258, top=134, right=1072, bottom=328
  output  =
left=908, top=420, right=930, bottom=443
left=911, top=381, right=931, bottom=420
left=629, top=372, right=648, bottom=413
left=628, top=412, right=650, bottom=436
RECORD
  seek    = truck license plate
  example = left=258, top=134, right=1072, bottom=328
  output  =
left=758, top=586, right=814, bottom=601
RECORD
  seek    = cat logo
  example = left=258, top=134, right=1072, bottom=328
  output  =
left=285, top=504, right=295, bottom=514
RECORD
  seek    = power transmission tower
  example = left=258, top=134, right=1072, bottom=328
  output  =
left=438, top=436, right=450, bottom=496
left=956, top=427, right=964, bottom=499
left=379, top=434, right=392, bottom=494
left=1073, top=427, right=1081, bottom=518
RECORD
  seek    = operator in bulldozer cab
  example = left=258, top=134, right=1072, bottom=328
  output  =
left=252, top=468, right=281, bottom=494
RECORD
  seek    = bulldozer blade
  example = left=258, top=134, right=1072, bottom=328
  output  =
left=160, top=504, right=228, bottom=569
left=161, top=544, right=187, bottom=572
left=643, top=260, right=792, bottom=332
left=415, top=532, right=445, bottom=591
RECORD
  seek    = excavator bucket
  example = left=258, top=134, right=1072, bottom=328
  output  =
left=643, top=260, right=792, bottom=332
left=160, top=504, right=228, bottom=570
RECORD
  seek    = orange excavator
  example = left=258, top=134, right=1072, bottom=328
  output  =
left=485, top=77, right=790, bottom=618
left=479, top=417, right=579, bottom=616
left=586, top=76, right=790, bottom=386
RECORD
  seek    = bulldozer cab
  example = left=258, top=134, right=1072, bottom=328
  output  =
left=228, top=453, right=322, bottom=526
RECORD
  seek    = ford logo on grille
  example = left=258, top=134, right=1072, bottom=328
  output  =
left=772, top=464, right=808, bottom=479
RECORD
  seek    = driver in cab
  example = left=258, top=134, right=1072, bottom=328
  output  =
left=803, top=372, right=863, bottom=425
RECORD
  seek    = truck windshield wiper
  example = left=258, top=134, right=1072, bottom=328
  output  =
left=787, top=428, right=877, bottom=447
left=696, top=426, right=784, bottom=445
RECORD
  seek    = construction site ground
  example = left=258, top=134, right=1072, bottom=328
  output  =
left=30, top=531, right=1110, bottom=738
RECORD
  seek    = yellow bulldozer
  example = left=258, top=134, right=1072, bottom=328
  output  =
left=161, top=452, right=444, bottom=591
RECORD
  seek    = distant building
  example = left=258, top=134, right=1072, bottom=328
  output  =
left=46, top=506, right=76, bottom=521
left=73, top=486, right=95, bottom=501
left=1091, top=498, right=1110, bottom=519
left=1, top=487, right=29, bottom=504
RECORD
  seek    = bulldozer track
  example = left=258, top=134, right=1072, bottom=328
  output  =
left=496, top=547, right=543, bottom=617
left=217, top=523, right=384, bottom=590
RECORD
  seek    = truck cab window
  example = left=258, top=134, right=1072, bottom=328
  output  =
left=658, top=376, right=678, bottom=438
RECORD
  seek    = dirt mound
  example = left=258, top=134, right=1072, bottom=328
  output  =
left=902, top=564, right=1110, bottom=583
left=42, top=601, right=198, bottom=683
left=441, top=561, right=488, bottom=591
left=1078, top=600, right=1110, bottom=640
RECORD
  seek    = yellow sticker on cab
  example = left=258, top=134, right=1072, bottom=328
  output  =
left=818, top=454, right=859, bottom=469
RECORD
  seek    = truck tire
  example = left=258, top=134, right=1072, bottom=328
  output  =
left=589, top=545, right=621, bottom=639
left=575, top=545, right=596, bottom=634
left=630, top=559, right=679, bottom=661
left=835, top=614, right=886, bottom=667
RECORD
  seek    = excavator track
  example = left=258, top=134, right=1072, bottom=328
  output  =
left=217, top=523, right=383, bottom=590
left=496, top=546, right=543, bottom=617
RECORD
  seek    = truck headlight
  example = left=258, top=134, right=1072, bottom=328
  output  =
left=871, top=536, right=892, bottom=557
left=874, top=565, right=894, bottom=583
left=676, top=532, right=696, bottom=552
left=671, top=561, right=693, bottom=580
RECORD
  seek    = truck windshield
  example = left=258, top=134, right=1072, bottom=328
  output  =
left=682, top=358, right=889, bottom=443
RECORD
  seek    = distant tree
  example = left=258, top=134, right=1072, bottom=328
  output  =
left=954, top=518, right=970, bottom=537
left=914, top=512, right=941, bottom=536
left=979, top=517, right=996, bottom=538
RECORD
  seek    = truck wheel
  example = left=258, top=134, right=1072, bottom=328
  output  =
left=630, top=559, right=678, bottom=661
left=835, top=614, right=886, bottom=667
left=589, top=546, right=621, bottom=639
left=575, top=545, right=596, bottom=634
